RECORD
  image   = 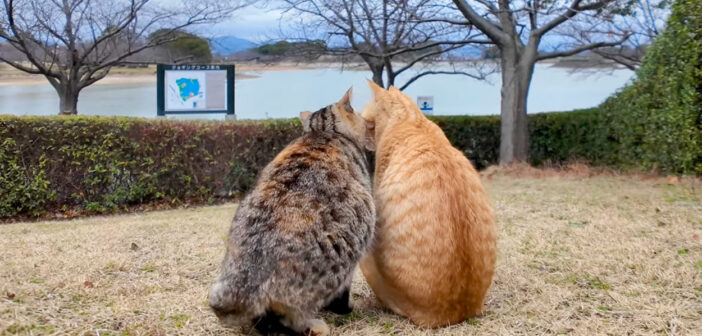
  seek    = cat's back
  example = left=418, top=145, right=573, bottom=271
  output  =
left=376, top=120, right=476, bottom=191
left=240, top=134, right=372, bottom=232
left=377, top=117, right=492, bottom=237
left=268, top=134, right=370, bottom=194
left=215, top=133, right=374, bottom=316
left=363, top=118, right=496, bottom=327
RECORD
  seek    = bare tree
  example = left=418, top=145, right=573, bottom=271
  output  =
left=0, top=0, right=248, bottom=115
left=451, top=0, right=640, bottom=164
left=280, top=0, right=494, bottom=89
left=592, top=0, right=670, bottom=69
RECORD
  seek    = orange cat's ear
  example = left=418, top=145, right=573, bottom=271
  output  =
left=300, top=111, right=312, bottom=131
left=367, top=79, right=385, bottom=100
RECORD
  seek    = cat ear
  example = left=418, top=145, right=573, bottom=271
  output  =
left=367, top=80, right=384, bottom=100
left=339, top=87, right=352, bottom=106
left=300, top=111, right=312, bottom=132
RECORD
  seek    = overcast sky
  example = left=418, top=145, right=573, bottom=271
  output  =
left=200, top=6, right=283, bottom=42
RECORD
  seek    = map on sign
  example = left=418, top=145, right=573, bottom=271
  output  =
left=164, top=70, right=228, bottom=111
left=175, top=78, right=201, bottom=102
left=165, top=71, right=206, bottom=110
left=157, top=65, right=234, bottom=117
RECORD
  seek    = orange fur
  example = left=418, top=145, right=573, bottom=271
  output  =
left=360, top=81, right=496, bottom=327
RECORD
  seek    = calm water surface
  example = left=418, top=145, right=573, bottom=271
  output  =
left=0, top=65, right=632, bottom=120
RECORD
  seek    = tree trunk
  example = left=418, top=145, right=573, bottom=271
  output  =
left=384, top=58, right=395, bottom=88
left=361, top=56, right=385, bottom=88
left=370, top=64, right=384, bottom=88
left=499, top=48, right=534, bottom=165
left=56, top=83, right=80, bottom=115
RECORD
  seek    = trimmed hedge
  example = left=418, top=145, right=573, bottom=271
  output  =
left=1, top=111, right=618, bottom=219
left=527, top=108, right=618, bottom=167
left=429, top=115, right=500, bottom=169
left=432, top=109, right=618, bottom=169
left=0, top=116, right=301, bottom=218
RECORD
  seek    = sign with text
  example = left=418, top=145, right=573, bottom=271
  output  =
left=417, top=96, right=434, bottom=115
left=157, top=64, right=235, bottom=117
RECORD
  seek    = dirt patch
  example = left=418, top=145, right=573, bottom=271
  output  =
left=1, top=174, right=700, bottom=335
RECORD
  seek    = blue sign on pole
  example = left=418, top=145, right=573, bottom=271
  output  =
left=417, top=96, right=434, bottom=115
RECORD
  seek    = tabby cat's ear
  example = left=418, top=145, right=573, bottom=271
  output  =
left=338, top=87, right=352, bottom=110
left=300, top=111, right=312, bottom=132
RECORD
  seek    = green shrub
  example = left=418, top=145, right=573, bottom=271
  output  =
left=430, top=110, right=620, bottom=170
left=0, top=116, right=300, bottom=218
left=599, top=0, right=702, bottom=174
left=528, top=108, right=619, bottom=167
left=429, top=115, right=500, bottom=169
left=0, top=138, right=56, bottom=217
left=0, top=114, right=509, bottom=219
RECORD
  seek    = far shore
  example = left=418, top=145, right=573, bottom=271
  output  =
left=0, top=64, right=324, bottom=87
left=0, top=73, right=267, bottom=86
left=0, top=72, right=261, bottom=87
left=0, top=59, right=618, bottom=87
left=0, top=62, right=368, bottom=87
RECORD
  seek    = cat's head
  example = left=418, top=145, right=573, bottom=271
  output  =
left=362, top=80, right=423, bottom=138
left=300, top=88, right=375, bottom=151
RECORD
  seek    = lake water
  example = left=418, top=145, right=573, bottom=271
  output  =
left=0, top=65, right=633, bottom=120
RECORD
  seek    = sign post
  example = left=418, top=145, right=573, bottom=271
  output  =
left=157, top=64, right=235, bottom=119
left=417, top=96, right=434, bottom=115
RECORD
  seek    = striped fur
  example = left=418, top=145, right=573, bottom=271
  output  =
left=209, top=89, right=375, bottom=335
left=360, top=81, right=497, bottom=328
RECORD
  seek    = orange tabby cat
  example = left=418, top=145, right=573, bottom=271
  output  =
left=360, top=81, right=496, bottom=327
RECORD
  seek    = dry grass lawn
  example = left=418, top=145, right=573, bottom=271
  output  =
left=1, top=170, right=701, bottom=335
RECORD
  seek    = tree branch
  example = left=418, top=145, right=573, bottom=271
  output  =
left=400, top=70, right=487, bottom=91
left=451, top=0, right=507, bottom=44
left=0, top=55, right=44, bottom=74
left=534, top=0, right=612, bottom=37
left=393, top=40, right=490, bottom=77
left=536, top=33, right=631, bottom=61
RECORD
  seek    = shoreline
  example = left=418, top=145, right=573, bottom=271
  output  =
left=0, top=72, right=262, bottom=87
left=0, top=63, right=356, bottom=87
left=0, top=60, right=621, bottom=87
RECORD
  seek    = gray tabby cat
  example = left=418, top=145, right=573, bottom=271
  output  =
left=209, top=89, right=375, bottom=336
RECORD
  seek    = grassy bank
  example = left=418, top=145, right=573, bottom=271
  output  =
left=1, top=169, right=700, bottom=335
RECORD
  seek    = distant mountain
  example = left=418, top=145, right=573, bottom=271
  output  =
left=210, top=36, right=258, bottom=55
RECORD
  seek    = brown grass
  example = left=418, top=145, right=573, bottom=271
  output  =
left=1, top=172, right=701, bottom=335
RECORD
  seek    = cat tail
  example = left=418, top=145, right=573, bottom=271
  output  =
left=209, top=277, right=261, bottom=319
left=209, top=248, right=274, bottom=322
